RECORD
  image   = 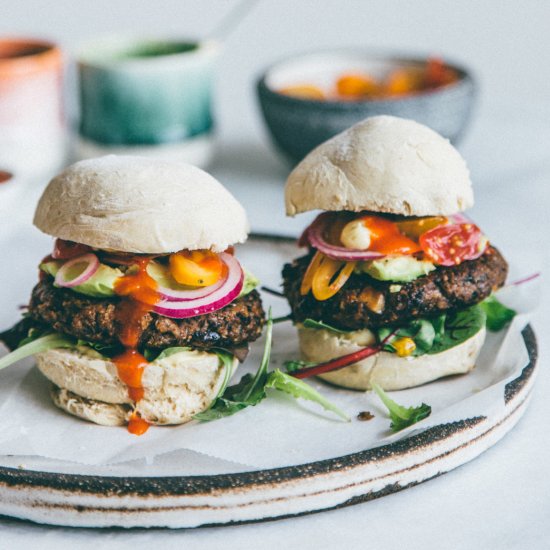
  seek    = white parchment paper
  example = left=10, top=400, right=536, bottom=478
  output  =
left=0, top=239, right=538, bottom=473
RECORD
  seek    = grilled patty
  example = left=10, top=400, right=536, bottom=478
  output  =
left=28, top=280, right=265, bottom=350
left=283, top=246, right=508, bottom=330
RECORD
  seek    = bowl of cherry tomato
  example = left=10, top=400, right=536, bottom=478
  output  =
left=256, top=50, right=476, bottom=163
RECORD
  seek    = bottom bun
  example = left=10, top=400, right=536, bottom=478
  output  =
left=51, top=386, right=130, bottom=426
left=36, top=347, right=236, bottom=426
left=297, top=324, right=486, bottom=391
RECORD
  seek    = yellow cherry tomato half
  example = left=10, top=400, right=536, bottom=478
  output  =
left=300, top=250, right=324, bottom=295
left=311, top=254, right=357, bottom=301
left=169, top=250, right=224, bottom=287
left=395, top=216, right=448, bottom=240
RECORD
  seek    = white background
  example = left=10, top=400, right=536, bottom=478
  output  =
left=1, top=1, right=549, bottom=548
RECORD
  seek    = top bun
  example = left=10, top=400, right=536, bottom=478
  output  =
left=285, top=115, right=473, bottom=217
left=34, top=155, right=249, bottom=253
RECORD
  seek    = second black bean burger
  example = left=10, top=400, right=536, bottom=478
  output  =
left=283, top=116, right=507, bottom=391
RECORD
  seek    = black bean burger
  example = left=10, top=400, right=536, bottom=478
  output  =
left=0, top=156, right=265, bottom=434
left=282, top=116, right=507, bottom=391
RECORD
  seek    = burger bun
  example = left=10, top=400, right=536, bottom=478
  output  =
left=297, top=323, right=486, bottom=391
left=285, top=115, right=473, bottom=217
left=36, top=347, right=236, bottom=426
left=34, top=155, right=249, bottom=253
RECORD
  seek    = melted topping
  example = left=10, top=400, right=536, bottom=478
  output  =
left=361, top=216, right=420, bottom=255
left=113, top=258, right=160, bottom=435
left=128, top=412, right=150, bottom=436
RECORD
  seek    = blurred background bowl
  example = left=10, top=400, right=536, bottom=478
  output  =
left=257, top=49, right=476, bottom=164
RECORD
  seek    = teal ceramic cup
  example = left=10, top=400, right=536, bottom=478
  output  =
left=77, top=37, right=219, bottom=166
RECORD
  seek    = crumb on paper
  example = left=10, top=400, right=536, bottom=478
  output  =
left=357, top=411, right=375, bottom=421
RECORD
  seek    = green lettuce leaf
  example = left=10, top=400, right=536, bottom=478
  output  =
left=378, top=318, right=436, bottom=356
left=372, top=382, right=431, bottom=432
left=0, top=333, right=75, bottom=371
left=429, top=305, right=486, bottom=355
left=266, top=369, right=349, bottom=421
left=195, top=313, right=350, bottom=423
left=194, top=313, right=273, bottom=421
left=480, top=295, right=516, bottom=331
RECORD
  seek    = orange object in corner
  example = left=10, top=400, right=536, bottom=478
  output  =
left=336, top=73, right=378, bottom=98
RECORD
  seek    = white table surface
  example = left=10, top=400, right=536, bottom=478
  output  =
left=1, top=1, right=549, bottom=548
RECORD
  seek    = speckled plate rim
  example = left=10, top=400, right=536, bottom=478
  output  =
left=0, top=235, right=538, bottom=529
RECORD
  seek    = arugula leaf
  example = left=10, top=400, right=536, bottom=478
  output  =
left=431, top=314, right=447, bottom=346
left=213, top=350, right=236, bottom=398
left=429, top=305, right=486, bottom=354
left=303, top=318, right=351, bottom=334
left=480, top=295, right=516, bottom=331
left=0, top=318, right=37, bottom=351
left=196, top=311, right=350, bottom=423
left=377, top=305, right=486, bottom=358
left=371, top=382, right=431, bottom=432
left=378, top=319, right=436, bottom=356
left=194, top=312, right=274, bottom=421
left=193, top=350, right=237, bottom=419
left=0, top=333, right=75, bottom=371
left=266, top=369, right=349, bottom=421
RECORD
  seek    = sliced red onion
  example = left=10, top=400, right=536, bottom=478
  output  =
left=152, top=253, right=244, bottom=319
left=449, top=213, right=471, bottom=224
left=509, top=272, right=541, bottom=287
left=54, top=253, right=100, bottom=288
left=152, top=255, right=230, bottom=302
left=306, top=213, right=385, bottom=261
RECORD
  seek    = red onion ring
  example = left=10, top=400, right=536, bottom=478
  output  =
left=54, top=253, right=100, bottom=288
left=152, top=253, right=244, bottom=319
left=449, top=213, right=471, bottom=224
left=152, top=254, right=230, bottom=302
left=306, top=213, right=385, bottom=261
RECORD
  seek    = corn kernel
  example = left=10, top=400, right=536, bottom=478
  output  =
left=393, top=337, right=416, bottom=357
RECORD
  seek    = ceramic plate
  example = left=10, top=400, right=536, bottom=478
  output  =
left=0, top=235, right=538, bottom=528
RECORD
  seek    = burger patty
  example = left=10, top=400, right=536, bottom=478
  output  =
left=28, top=280, right=265, bottom=350
left=283, top=246, right=508, bottom=330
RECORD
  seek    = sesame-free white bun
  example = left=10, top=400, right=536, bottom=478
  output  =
left=33, top=155, right=249, bottom=253
left=297, top=323, right=486, bottom=391
left=285, top=115, right=474, bottom=217
left=35, top=347, right=237, bottom=426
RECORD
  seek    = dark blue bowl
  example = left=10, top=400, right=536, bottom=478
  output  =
left=257, top=50, right=476, bottom=164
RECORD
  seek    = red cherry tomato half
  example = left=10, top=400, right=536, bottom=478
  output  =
left=52, top=239, right=92, bottom=260
left=419, top=223, right=488, bottom=266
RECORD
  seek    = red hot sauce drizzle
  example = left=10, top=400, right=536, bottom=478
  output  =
left=113, top=258, right=161, bottom=435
